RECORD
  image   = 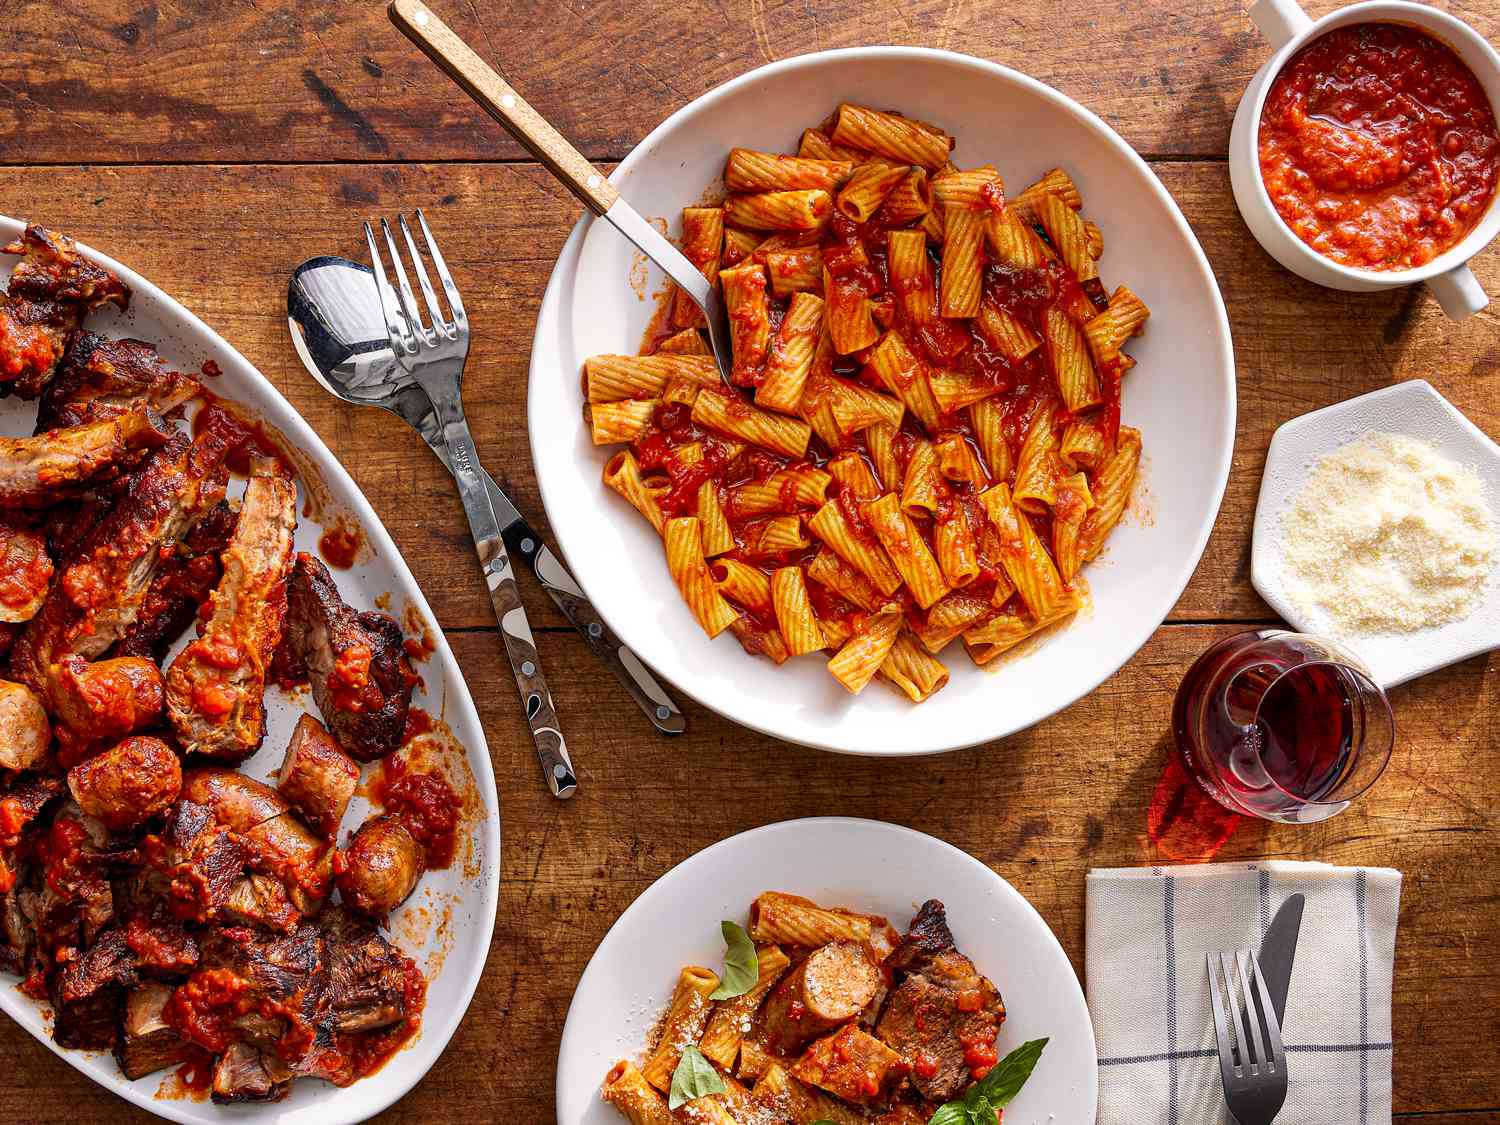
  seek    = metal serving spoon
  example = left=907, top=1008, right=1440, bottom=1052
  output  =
left=386, top=0, right=736, bottom=385
left=287, top=254, right=686, bottom=737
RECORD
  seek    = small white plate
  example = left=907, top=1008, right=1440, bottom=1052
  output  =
left=554, top=817, right=1098, bottom=1125
left=1251, top=379, right=1500, bottom=687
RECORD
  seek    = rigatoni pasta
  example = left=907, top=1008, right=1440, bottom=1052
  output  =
left=582, top=104, right=1149, bottom=704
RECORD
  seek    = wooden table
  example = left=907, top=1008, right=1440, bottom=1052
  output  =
left=2, top=1, right=1498, bottom=1121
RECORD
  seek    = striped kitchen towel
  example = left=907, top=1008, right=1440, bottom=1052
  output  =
left=1086, top=862, right=1402, bottom=1125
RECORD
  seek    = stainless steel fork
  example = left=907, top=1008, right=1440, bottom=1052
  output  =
left=365, top=211, right=578, bottom=799
left=1207, top=950, right=1289, bottom=1125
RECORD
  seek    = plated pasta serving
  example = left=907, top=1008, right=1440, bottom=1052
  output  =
left=600, top=892, right=1045, bottom=1125
left=585, top=103, right=1148, bottom=704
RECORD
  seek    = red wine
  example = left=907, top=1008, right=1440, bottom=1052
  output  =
left=1172, top=631, right=1392, bottom=822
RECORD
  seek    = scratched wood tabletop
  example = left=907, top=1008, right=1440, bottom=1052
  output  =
left=2, top=0, right=1498, bottom=1121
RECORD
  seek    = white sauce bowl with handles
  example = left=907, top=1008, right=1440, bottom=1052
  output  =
left=1229, top=0, right=1500, bottom=319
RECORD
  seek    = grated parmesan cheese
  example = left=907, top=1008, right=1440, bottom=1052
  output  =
left=1278, top=431, right=1496, bottom=636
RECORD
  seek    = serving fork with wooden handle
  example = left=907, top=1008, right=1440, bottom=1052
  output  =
left=385, top=0, right=737, bottom=387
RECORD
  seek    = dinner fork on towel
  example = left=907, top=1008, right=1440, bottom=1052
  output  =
left=1207, top=950, right=1289, bottom=1125
left=365, top=211, right=579, bottom=799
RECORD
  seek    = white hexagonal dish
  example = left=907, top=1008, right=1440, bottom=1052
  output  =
left=1251, top=380, right=1500, bottom=688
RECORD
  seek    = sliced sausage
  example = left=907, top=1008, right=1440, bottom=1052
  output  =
left=758, top=940, right=881, bottom=1055
left=275, top=714, right=359, bottom=840
left=179, top=767, right=287, bottom=833
left=336, top=814, right=423, bottom=916
left=67, top=736, right=181, bottom=832
left=47, top=655, right=164, bottom=750
left=0, top=678, right=49, bottom=770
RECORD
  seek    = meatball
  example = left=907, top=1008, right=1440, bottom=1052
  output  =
left=0, top=678, right=49, bottom=770
left=336, top=814, right=423, bottom=916
left=67, top=735, right=181, bottom=832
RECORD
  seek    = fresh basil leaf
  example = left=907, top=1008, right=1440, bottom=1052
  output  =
left=667, top=1045, right=725, bottom=1110
left=926, top=1102, right=969, bottom=1125
left=973, top=1037, right=1048, bottom=1107
left=708, top=920, right=759, bottom=1000
left=967, top=1092, right=994, bottom=1121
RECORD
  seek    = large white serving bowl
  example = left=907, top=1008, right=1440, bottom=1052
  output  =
left=528, top=48, right=1235, bottom=755
left=555, top=818, right=1098, bottom=1124
left=0, top=216, right=501, bottom=1124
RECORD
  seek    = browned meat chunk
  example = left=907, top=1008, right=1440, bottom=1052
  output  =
left=178, top=768, right=330, bottom=915
left=0, top=226, right=128, bottom=399
left=875, top=900, right=1007, bottom=1102
left=284, top=552, right=411, bottom=761
left=211, top=1041, right=293, bottom=1103
left=0, top=678, right=49, bottom=770
left=122, top=911, right=199, bottom=975
left=758, top=939, right=881, bottom=1056
left=277, top=713, right=359, bottom=840
left=52, top=927, right=136, bottom=1049
left=791, top=1024, right=909, bottom=1104
left=47, top=655, right=164, bottom=759
left=222, top=873, right=300, bottom=933
left=321, top=906, right=418, bottom=1036
left=8, top=417, right=239, bottom=691
left=116, top=981, right=187, bottom=1079
left=336, top=814, right=423, bottom=917
left=0, top=520, right=51, bottom=622
left=37, top=333, right=198, bottom=431
left=165, top=458, right=295, bottom=762
left=0, top=410, right=169, bottom=509
left=4, top=226, right=130, bottom=311
left=111, top=499, right=237, bottom=662
left=145, top=799, right=249, bottom=924
left=67, top=736, right=182, bottom=832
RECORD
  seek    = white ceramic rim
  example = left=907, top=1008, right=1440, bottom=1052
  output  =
left=528, top=45, right=1236, bottom=756
left=0, top=216, right=502, bottom=1125
left=553, top=816, right=1098, bottom=1123
left=1240, top=0, right=1500, bottom=284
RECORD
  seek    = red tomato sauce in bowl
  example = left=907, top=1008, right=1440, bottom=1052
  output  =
left=1258, top=22, right=1500, bottom=271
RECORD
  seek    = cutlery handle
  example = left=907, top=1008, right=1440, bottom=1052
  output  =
left=500, top=521, right=687, bottom=736
left=424, top=390, right=578, bottom=799
left=388, top=0, right=618, bottom=216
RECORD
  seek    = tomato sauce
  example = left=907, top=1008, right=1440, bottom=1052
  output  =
left=318, top=521, right=364, bottom=569
left=193, top=395, right=295, bottom=477
left=346, top=957, right=426, bottom=1078
left=373, top=756, right=460, bottom=868
left=628, top=193, right=1102, bottom=651
left=1259, top=22, right=1500, bottom=270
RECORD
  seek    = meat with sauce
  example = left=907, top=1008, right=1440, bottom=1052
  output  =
left=144, top=798, right=249, bottom=924
left=0, top=679, right=49, bottom=771
left=211, top=1041, right=293, bottom=1103
left=66, top=736, right=181, bottom=833
left=111, top=499, right=237, bottom=663
left=7, top=416, right=240, bottom=690
left=0, top=520, right=51, bottom=622
left=36, top=333, right=198, bottom=431
left=0, top=410, right=170, bottom=509
left=283, top=552, right=411, bottom=761
left=758, top=939, right=882, bottom=1056
left=874, top=899, right=1007, bottom=1102
left=116, top=980, right=187, bottom=1079
left=165, top=458, right=296, bottom=761
left=276, top=713, right=359, bottom=840
left=177, top=768, right=330, bottom=915
left=46, top=655, right=164, bottom=760
left=790, top=1023, right=909, bottom=1105
left=0, top=226, right=129, bottom=399
left=336, top=814, right=423, bottom=917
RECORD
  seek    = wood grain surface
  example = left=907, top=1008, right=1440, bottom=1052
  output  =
left=0, top=0, right=1498, bottom=1121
